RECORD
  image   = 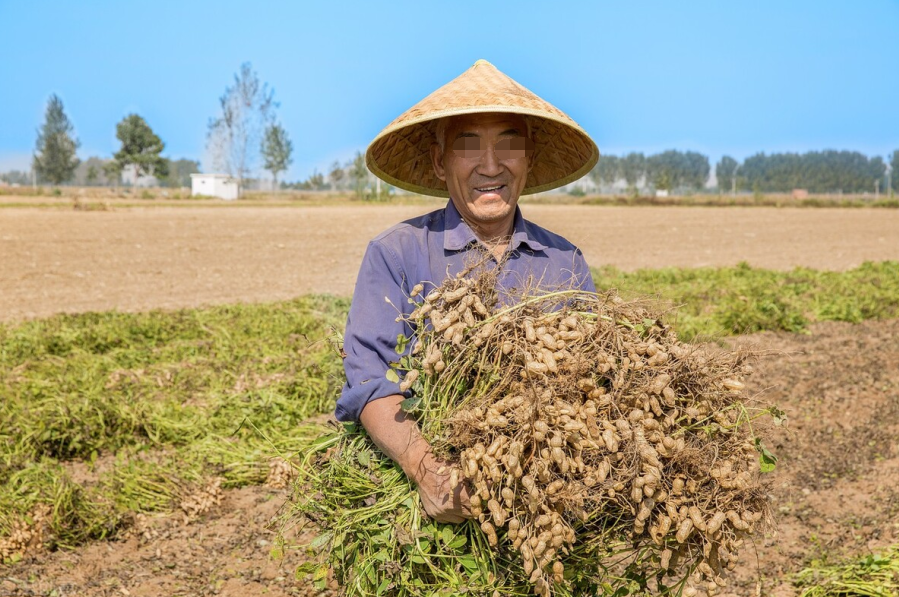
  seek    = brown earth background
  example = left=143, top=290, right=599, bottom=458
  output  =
left=3, top=203, right=898, bottom=321
left=2, top=202, right=898, bottom=597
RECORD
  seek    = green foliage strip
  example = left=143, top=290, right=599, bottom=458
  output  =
left=794, top=543, right=899, bottom=597
left=592, top=261, right=899, bottom=340
left=0, top=296, right=347, bottom=554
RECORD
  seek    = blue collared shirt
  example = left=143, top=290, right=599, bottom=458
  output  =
left=335, top=199, right=595, bottom=422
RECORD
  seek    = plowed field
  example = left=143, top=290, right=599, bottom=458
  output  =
left=2, top=204, right=898, bottom=321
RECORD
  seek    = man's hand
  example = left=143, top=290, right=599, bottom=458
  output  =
left=359, top=394, right=472, bottom=524
left=414, top=455, right=472, bottom=524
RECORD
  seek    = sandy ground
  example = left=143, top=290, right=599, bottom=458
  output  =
left=2, top=204, right=898, bottom=321
left=3, top=319, right=897, bottom=596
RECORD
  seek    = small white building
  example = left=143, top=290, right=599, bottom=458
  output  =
left=190, top=173, right=239, bottom=200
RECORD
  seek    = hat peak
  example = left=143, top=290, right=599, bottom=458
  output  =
left=472, top=59, right=493, bottom=67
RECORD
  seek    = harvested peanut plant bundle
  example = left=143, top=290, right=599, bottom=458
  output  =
left=289, top=267, right=774, bottom=597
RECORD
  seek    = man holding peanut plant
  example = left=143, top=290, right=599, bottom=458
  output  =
left=335, top=60, right=599, bottom=523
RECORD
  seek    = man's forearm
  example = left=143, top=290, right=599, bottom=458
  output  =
left=358, top=394, right=435, bottom=483
left=359, top=394, right=471, bottom=523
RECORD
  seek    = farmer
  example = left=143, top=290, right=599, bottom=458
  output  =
left=335, top=60, right=599, bottom=523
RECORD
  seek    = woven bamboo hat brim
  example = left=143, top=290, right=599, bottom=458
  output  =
left=366, top=59, right=599, bottom=197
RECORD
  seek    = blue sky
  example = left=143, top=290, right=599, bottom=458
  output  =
left=1, top=0, right=897, bottom=181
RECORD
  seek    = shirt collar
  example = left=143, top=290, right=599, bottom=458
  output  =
left=443, top=199, right=548, bottom=253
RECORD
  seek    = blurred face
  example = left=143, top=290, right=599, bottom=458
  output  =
left=430, top=113, right=534, bottom=234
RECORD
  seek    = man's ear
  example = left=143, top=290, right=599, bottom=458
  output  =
left=430, top=143, right=446, bottom=182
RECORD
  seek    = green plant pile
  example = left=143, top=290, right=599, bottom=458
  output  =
left=794, top=543, right=899, bottom=597
left=290, top=428, right=521, bottom=596
left=0, top=296, right=347, bottom=561
left=288, top=265, right=775, bottom=597
left=593, top=261, right=899, bottom=340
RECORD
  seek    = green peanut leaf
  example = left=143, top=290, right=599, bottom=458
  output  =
left=755, top=437, right=778, bottom=473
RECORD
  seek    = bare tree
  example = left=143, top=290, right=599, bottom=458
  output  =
left=206, top=63, right=276, bottom=195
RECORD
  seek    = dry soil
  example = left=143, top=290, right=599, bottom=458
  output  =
left=2, top=204, right=898, bottom=321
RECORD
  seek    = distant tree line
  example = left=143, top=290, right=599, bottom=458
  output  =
left=590, top=149, right=896, bottom=195
left=0, top=170, right=31, bottom=185
left=69, top=156, right=200, bottom=188
left=592, top=151, right=711, bottom=193
left=1, top=153, right=201, bottom=188
left=6, top=86, right=897, bottom=197
left=733, top=150, right=889, bottom=194
left=280, top=151, right=392, bottom=200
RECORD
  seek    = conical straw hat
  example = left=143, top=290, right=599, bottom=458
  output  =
left=366, top=59, right=599, bottom=197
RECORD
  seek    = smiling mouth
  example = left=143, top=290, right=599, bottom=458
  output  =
left=475, top=184, right=505, bottom=193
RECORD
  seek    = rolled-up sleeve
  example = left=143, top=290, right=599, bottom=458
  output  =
left=335, top=239, right=413, bottom=422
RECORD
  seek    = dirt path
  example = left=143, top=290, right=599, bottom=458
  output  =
left=3, top=319, right=897, bottom=596
left=2, top=204, right=898, bottom=321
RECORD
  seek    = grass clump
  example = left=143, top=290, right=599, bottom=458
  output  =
left=794, top=543, right=899, bottom=596
left=1, top=296, right=347, bottom=460
left=592, top=261, right=899, bottom=339
left=0, top=295, right=347, bottom=560
left=0, top=458, right=118, bottom=555
left=292, top=429, right=512, bottom=596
